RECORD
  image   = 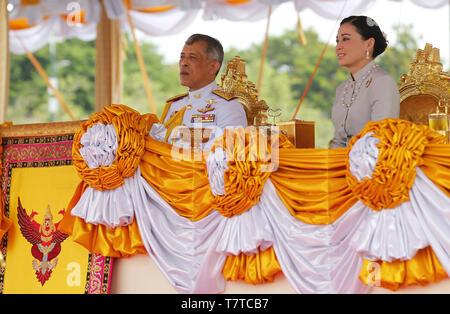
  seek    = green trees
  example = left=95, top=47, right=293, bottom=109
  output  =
left=7, top=25, right=420, bottom=147
left=223, top=25, right=420, bottom=147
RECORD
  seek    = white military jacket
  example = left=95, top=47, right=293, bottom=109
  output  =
left=330, top=61, right=400, bottom=148
left=160, top=81, right=248, bottom=149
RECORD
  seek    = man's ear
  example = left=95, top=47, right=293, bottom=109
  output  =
left=210, top=61, right=221, bottom=76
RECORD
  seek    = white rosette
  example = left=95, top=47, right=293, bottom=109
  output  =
left=346, top=132, right=450, bottom=267
left=79, top=123, right=118, bottom=169
left=72, top=122, right=135, bottom=228
left=206, top=147, right=228, bottom=196
left=207, top=142, right=274, bottom=256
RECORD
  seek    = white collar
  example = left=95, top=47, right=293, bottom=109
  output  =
left=351, top=60, right=376, bottom=82
left=188, top=81, right=217, bottom=99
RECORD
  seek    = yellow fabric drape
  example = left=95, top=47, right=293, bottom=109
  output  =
left=270, top=147, right=357, bottom=225
left=136, top=5, right=176, bottom=13
left=72, top=104, right=157, bottom=191
left=226, top=0, right=252, bottom=5
left=9, top=13, right=87, bottom=31
left=223, top=247, right=282, bottom=284
left=142, top=127, right=293, bottom=221
left=123, top=0, right=175, bottom=12
left=346, top=118, right=445, bottom=211
left=58, top=181, right=146, bottom=258
left=421, top=144, right=450, bottom=197
left=210, top=128, right=289, bottom=218
left=9, top=18, right=38, bottom=30
left=141, top=136, right=215, bottom=221
left=359, top=246, right=447, bottom=291
left=63, top=110, right=450, bottom=291
left=20, top=0, right=40, bottom=5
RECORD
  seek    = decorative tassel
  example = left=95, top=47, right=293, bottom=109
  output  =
left=297, top=12, right=307, bottom=46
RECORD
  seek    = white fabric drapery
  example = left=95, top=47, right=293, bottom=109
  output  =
left=68, top=118, right=450, bottom=294
left=79, top=123, right=118, bottom=169
left=9, top=15, right=97, bottom=54
left=71, top=165, right=372, bottom=293
left=7, top=0, right=448, bottom=54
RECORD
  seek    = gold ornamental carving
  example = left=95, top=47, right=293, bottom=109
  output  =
left=217, top=56, right=269, bottom=126
left=399, top=43, right=450, bottom=125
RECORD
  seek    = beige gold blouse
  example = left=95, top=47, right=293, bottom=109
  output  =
left=330, top=61, right=400, bottom=148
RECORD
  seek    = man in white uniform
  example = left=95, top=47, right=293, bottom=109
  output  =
left=159, top=34, right=248, bottom=149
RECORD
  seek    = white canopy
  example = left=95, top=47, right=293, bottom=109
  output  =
left=7, top=0, right=448, bottom=54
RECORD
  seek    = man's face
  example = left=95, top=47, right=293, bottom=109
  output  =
left=179, top=40, right=219, bottom=91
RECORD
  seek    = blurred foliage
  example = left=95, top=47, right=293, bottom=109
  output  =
left=8, top=25, right=419, bottom=147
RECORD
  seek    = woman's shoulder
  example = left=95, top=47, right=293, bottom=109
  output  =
left=373, top=65, right=397, bottom=83
left=369, top=66, right=400, bottom=102
left=370, top=66, right=399, bottom=90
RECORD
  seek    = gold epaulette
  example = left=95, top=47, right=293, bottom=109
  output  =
left=212, top=89, right=238, bottom=101
left=160, top=93, right=188, bottom=124
left=166, top=93, right=188, bottom=103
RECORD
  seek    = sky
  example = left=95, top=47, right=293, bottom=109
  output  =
left=142, top=0, right=450, bottom=71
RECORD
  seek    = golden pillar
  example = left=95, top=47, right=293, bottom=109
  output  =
left=94, top=0, right=123, bottom=112
left=0, top=0, right=10, bottom=122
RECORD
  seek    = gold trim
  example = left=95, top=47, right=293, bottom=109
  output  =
left=0, top=120, right=85, bottom=138
left=399, top=43, right=450, bottom=107
left=218, top=56, right=269, bottom=126
left=166, top=93, right=188, bottom=103
left=212, top=89, right=237, bottom=101
left=0, top=1, right=9, bottom=123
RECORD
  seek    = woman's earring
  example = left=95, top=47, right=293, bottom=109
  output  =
left=366, top=49, right=370, bottom=60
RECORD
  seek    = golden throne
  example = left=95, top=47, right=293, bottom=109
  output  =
left=216, top=56, right=269, bottom=126
left=399, top=43, right=450, bottom=125
left=216, top=56, right=315, bottom=148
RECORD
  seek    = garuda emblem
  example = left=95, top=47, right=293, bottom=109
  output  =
left=17, top=197, right=68, bottom=286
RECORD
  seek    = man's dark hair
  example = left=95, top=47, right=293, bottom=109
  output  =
left=185, top=34, right=224, bottom=75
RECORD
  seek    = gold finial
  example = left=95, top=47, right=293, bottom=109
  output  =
left=44, top=205, right=53, bottom=220
left=218, top=56, right=269, bottom=126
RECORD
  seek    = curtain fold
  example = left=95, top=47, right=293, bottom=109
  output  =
left=222, top=246, right=282, bottom=284
left=359, top=246, right=447, bottom=291
left=270, top=147, right=358, bottom=225
left=421, top=144, right=450, bottom=196
left=58, top=180, right=147, bottom=258
left=7, top=0, right=449, bottom=55
left=60, top=109, right=450, bottom=293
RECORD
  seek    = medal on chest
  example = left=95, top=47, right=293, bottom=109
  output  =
left=198, top=103, right=215, bottom=113
left=191, top=114, right=215, bottom=123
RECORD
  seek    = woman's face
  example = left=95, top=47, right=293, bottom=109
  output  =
left=336, top=22, right=373, bottom=74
